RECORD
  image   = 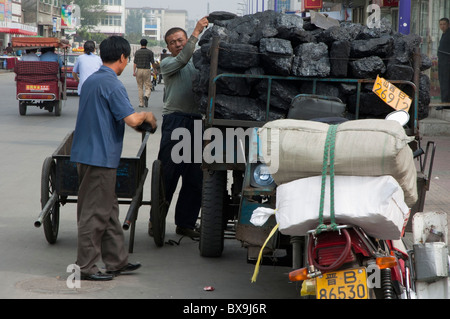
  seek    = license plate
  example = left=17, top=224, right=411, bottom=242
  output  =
left=316, top=268, right=368, bottom=299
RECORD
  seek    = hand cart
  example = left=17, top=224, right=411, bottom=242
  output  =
left=34, top=127, right=169, bottom=253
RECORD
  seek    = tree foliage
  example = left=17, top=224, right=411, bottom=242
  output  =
left=73, top=0, right=106, bottom=32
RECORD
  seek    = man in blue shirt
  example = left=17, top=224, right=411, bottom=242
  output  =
left=39, top=47, right=63, bottom=68
left=71, top=36, right=157, bottom=281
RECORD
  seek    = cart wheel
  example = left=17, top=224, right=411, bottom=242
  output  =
left=19, top=102, right=26, bottom=116
left=41, top=157, right=60, bottom=244
left=54, top=100, right=62, bottom=117
left=150, top=160, right=169, bottom=247
left=199, top=170, right=227, bottom=257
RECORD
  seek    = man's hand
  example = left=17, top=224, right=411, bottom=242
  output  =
left=124, top=111, right=157, bottom=132
left=192, top=16, right=209, bottom=38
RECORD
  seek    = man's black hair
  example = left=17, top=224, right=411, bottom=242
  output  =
left=99, top=36, right=131, bottom=63
left=164, top=27, right=187, bottom=44
left=140, top=38, right=148, bottom=46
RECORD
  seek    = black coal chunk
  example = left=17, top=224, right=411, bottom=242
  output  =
left=213, top=94, right=284, bottom=121
left=292, top=42, right=330, bottom=77
left=350, top=56, right=386, bottom=78
left=259, top=38, right=293, bottom=75
left=350, top=36, right=394, bottom=58
left=218, top=42, right=260, bottom=70
left=329, top=40, right=351, bottom=77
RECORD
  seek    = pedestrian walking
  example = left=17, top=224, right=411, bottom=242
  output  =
left=133, top=39, right=155, bottom=107
left=72, top=40, right=102, bottom=95
left=437, top=17, right=450, bottom=109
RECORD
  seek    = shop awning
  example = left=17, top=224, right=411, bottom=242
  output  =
left=0, top=22, right=38, bottom=36
left=0, top=28, right=37, bottom=36
left=11, top=37, right=70, bottom=49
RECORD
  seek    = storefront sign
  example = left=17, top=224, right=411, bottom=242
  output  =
left=304, top=0, right=323, bottom=10
left=383, top=0, right=399, bottom=7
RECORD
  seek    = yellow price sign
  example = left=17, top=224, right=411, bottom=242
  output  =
left=372, top=75, right=412, bottom=112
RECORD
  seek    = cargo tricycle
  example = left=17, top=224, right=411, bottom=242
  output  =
left=12, top=37, right=69, bottom=116
left=198, top=37, right=440, bottom=299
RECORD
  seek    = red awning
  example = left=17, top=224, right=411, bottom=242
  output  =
left=0, top=28, right=37, bottom=36
left=11, top=37, right=70, bottom=49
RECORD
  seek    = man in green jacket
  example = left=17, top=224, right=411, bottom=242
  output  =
left=150, top=17, right=209, bottom=239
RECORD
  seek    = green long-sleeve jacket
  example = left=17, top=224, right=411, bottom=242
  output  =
left=160, top=35, right=200, bottom=115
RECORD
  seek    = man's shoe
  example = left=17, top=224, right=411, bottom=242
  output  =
left=138, top=105, right=144, bottom=108
left=107, top=263, right=141, bottom=276
left=80, top=271, right=114, bottom=281
left=144, top=96, right=149, bottom=107
left=176, top=226, right=200, bottom=238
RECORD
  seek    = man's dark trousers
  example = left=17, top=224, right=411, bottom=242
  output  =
left=157, top=112, right=203, bottom=230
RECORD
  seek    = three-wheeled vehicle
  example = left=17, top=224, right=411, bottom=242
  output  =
left=12, top=37, right=70, bottom=116
left=199, top=37, right=436, bottom=270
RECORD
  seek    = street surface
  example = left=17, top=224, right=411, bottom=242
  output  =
left=0, top=62, right=448, bottom=302
left=0, top=64, right=298, bottom=300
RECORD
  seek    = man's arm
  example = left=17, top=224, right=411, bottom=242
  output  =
left=124, top=111, right=157, bottom=130
left=161, top=17, right=209, bottom=77
left=160, top=37, right=197, bottom=77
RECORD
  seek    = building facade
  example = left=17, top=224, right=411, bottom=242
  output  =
left=1, top=0, right=38, bottom=51
left=127, top=7, right=188, bottom=42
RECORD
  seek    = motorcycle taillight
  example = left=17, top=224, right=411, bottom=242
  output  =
left=315, top=244, right=355, bottom=267
left=311, top=231, right=356, bottom=270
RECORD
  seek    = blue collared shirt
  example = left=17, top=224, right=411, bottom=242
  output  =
left=70, top=65, right=135, bottom=168
left=39, top=52, right=63, bottom=68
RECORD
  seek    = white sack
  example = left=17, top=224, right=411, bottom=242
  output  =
left=258, top=119, right=418, bottom=207
left=275, top=175, right=410, bottom=239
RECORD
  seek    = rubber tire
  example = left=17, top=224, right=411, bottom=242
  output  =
left=41, top=157, right=60, bottom=244
left=150, top=160, right=169, bottom=247
left=54, top=100, right=61, bottom=117
left=19, top=102, right=26, bottom=116
left=199, top=170, right=227, bottom=257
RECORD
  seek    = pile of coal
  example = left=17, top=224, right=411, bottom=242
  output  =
left=192, top=10, right=431, bottom=121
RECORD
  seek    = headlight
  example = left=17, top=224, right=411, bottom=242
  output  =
left=251, top=163, right=274, bottom=187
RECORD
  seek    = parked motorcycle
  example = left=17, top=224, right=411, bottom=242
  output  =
left=251, top=109, right=437, bottom=299
left=287, top=111, right=425, bottom=299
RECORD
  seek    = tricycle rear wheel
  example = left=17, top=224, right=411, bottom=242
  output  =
left=150, top=160, right=169, bottom=247
left=199, top=170, right=227, bottom=257
left=19, top=102, right=26, bottom=116
left=54, top=100, right=61, bottom=117
left=41, top=157, right=60, bottom=244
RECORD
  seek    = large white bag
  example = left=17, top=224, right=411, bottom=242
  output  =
left=270, top=175, right=410, bottom=239
left=258, top=119, right=418, bottom=207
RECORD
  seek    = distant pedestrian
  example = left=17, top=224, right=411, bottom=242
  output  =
left=72, top=40, right=102, bottom=95
left=5, top=43, right=13, bottom=55
left=133, top=39, right=155, bottom=107
left=40, top=47, right=63, bottom=68
left=438, top=17, right=450, bottom=109
left=21, top=49, right=39, bottom=61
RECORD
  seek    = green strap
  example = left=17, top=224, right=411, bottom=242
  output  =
left=315, top=124, right=339, bottom=235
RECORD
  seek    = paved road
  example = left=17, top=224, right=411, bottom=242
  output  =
left=0, top=65, right=298, bottom=300
left=1, top=63, right=448, bottom=302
